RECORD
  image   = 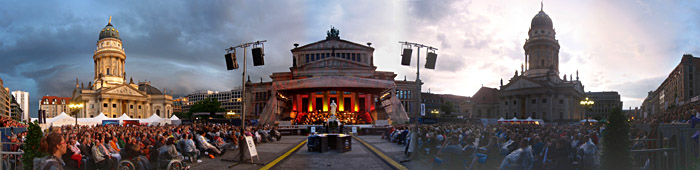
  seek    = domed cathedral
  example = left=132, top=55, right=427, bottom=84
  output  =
left=71, top=17, right=173, bottom=119
left=524, top=6, right=560, bottom=79
left=498, top=5, right=587, bottom=122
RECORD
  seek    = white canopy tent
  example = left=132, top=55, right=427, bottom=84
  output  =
left=143, top=114, right=169, bottom=126
left=45, top=112, right=75, bottom=127
left=170, top=115, right=181, bottom=125
left=579, top=119, right=598, bottom=123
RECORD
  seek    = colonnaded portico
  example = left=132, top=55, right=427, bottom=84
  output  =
left=248, top=27, right=410, bottom=125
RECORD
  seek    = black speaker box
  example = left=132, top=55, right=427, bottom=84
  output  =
left=225, top=53, right=239, bottom=70
left=401, top=48, right=412, bottom=66
left=252, top=47, right=265, bottom=66
left=425, top=52, right=437, bottom=69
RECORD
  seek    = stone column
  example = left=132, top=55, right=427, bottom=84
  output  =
left=309, top=93, right=314, bottom=112
left=323, top=91, right=329, bottom=112
left=353, top=92, right=359, bottom=112
left=338, top=91, right=344, bottom=112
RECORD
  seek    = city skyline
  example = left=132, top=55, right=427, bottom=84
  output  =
left=2, top=0, right=699, bottom=116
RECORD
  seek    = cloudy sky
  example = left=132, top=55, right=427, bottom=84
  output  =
left=1, top=0, right=699, bottom=117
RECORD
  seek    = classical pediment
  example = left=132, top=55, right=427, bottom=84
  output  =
left=503, top=78, right=543, bottom=91
left=294, top=39, right=372, bottom=51
left=103, top=85, right=146, bottom=96
left=300, top=58, right=371, bottom=70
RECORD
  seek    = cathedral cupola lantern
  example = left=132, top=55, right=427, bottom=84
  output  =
left=93, top=16, right=126, bottom=89
left=523, top=4, right=560, bottom=79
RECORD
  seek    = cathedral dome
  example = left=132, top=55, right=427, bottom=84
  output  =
left=138, top=83, right=163, bottom=95
left=531, top=11, right=553, bottom=28
left=99, top=22, right=120, bottom=40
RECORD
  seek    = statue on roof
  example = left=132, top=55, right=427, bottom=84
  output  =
left=326, top=26, right=340, bottom=40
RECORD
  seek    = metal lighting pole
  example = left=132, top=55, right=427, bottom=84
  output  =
left=399, top=41, right=437, bottom=160
left=226, top=40, right=266, bottom=135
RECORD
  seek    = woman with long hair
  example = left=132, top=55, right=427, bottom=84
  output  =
left=39, top=132, right=67, bottom=170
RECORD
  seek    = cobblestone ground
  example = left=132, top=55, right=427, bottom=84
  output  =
left=356, top=135, right=433, bottom=170
left=189, top=135, right=307, bottom=170
left=271, top=136, right=394, bottom=170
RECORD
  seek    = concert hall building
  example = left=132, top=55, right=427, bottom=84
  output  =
left=247, top=28, right=412, bottom=125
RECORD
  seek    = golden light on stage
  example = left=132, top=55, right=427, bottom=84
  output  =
left=339, top=104, right=344, bottom=112
left=323, top=104, right=328, bottom=112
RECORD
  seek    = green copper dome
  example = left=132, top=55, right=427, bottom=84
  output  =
left=99, top=20, right=120, bottom=40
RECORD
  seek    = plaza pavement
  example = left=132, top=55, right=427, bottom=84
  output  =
left=355, top=135, right=432, bottom=170
left=190, top=135, right=307, bottom=170
left=270, top=135, right=394, bottom=170
left=189, top=135, right=428, bottom=170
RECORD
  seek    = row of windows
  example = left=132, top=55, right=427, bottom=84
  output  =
left=504, top=99, right=565, bottom=105
left=103, top=103, right=143, bottom=109
left=304, top=53, right=363, bottom=63
left=43, top=99, right=66, bottom=105
left=396, top=90, right=412, bottom=100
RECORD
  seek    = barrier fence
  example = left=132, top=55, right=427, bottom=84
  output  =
left=0, top=130, right=24, bottom=170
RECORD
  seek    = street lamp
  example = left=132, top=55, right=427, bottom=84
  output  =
left=579, top=97, right=594, bottom=124
left=69, top=103, right=84, bottom=126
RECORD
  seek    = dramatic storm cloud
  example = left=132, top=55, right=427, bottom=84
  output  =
left=1, top=0, right=699, bottom=117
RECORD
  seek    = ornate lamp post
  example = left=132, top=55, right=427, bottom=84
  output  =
left=579, top=97, right=594, bottom=124
left=69, top=103, right=84, bottom=126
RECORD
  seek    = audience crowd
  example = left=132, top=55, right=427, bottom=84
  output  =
left=385, top=123, right=602, bottom=170
left=32, top=123, right=281, bottom=170
left=0, top=117, right=26, bottom=128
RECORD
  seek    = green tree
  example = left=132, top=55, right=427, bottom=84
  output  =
left=601, top=109, right=632, bottom=170
left=22, top=122, right=45, bottom=170
left=440, top=101, right=455, bottom=115
left=188, top=97, right=226, bottom=118
left=173, top=112, right=191, bottom=119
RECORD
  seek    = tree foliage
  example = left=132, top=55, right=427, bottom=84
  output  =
left=440, top=101, right=455, bottom=115
left=173, top=112, right=191, bottom=119
left=601, top=109, right=632, bottom=170
left=188, top=97, right=226, bottom=117
left=22, top=122, right=45, bottom=170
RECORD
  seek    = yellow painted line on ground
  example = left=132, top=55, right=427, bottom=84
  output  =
left=259, top=139, right=307, bottom=170
left=352, top=135, right=409, bottom=170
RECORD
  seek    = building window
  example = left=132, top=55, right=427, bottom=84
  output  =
left=104, top=103, right=108, bottom=107
left=532, top=99, right=536, bottom=104
left=320, top=53, right=325, bottom=59
left=305, top=54, right=309, bottom=63
left=107, top=68, right=110, bottom=75
left=130, top=105, right=133, bottom=109
left=113, top=104, right=116, bottom=108
left=542, top=99, right=547, bottom=103
left=559, top=99, right=564, bottom=104
left=505, top=101, right=508, bottom=105
left=138, top=105, right=141, bottom=109
left=513, top=100, right=517, bottom=105
left=352, top=55, right=356, bottom=61
left=91, top=104, right=94, bottom=109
